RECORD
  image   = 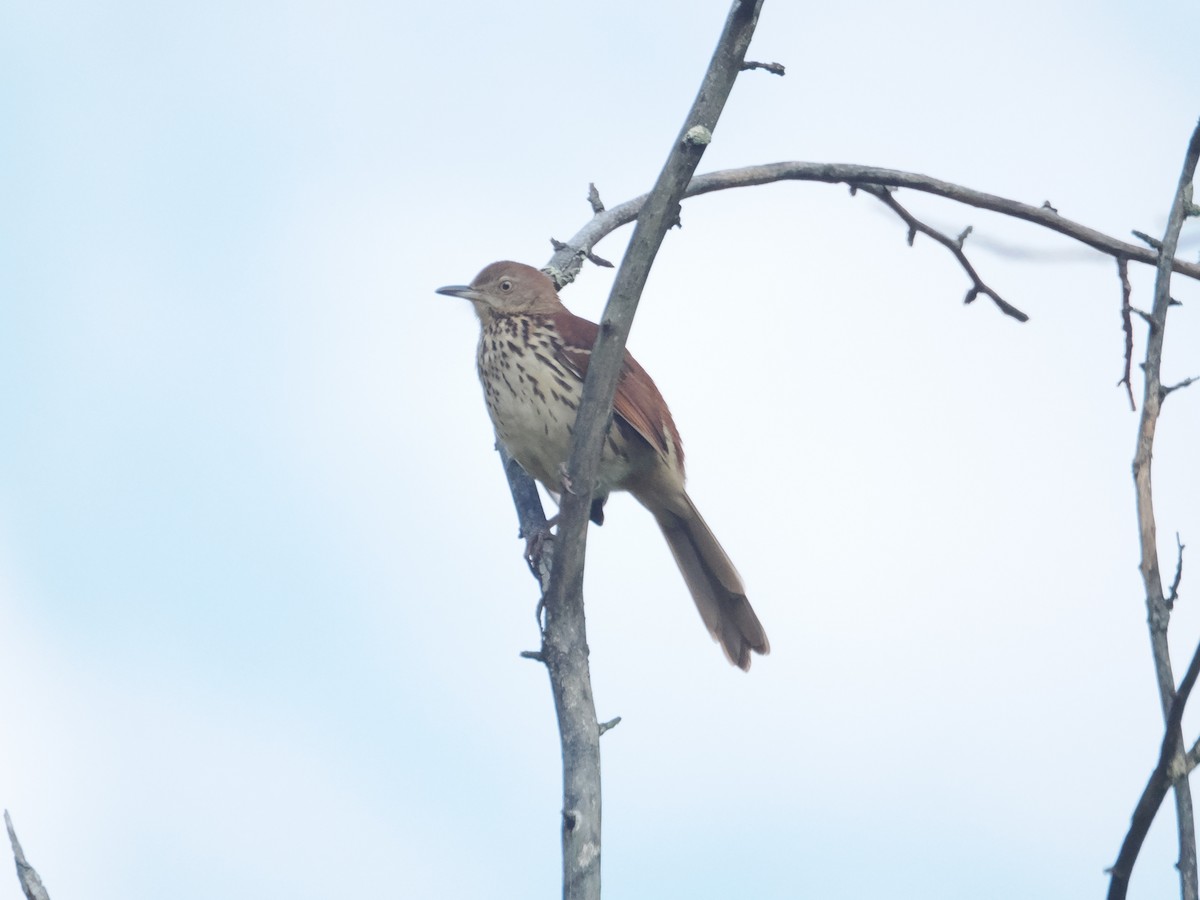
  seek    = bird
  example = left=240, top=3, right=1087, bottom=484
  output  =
left=437, top=261, right=768, bottom=670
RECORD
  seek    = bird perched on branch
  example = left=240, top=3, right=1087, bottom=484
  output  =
left=437, top=261, right=768, bottom=670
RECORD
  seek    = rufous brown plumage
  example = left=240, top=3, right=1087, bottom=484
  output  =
left=437, top=261, right=768, bottom=670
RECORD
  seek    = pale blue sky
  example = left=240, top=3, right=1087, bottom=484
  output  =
left=2, top=1, right=1199, bottom=898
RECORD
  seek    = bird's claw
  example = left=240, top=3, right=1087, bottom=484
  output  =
left=557, top=463, right=576, bottom=495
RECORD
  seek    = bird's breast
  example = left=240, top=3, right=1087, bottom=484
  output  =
left=475, top=315, right=640, bottom=494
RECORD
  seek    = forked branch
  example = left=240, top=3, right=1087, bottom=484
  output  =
left=544, top=162, right=1200, bottom=302
left=855, top=183, right=1029, bottom=321
left=1113, top=116, right=1200, bottom=900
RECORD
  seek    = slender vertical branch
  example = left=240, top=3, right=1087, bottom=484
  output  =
left=1129, top=117, right=1200, bottom=900
left=1117, top=258, right=1136, bottom=412
left=535, top=3, right=766, bottom=897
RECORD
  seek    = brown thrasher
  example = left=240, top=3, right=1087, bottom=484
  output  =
left=437, top=261, right=768, bottom=670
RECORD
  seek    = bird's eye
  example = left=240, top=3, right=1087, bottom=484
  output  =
left=499, top=280, right=513, bottom=292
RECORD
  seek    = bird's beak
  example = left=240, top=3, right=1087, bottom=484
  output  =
left=435, top=284, right=482, bottom=302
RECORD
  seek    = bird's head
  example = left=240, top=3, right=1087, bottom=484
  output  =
left=436, top=261, right=564, bottom=319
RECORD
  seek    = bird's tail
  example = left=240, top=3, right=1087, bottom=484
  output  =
left=654, top=495, right=769, bottom=671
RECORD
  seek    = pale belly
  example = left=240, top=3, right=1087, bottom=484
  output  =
left=476, top=325, right=644, bottom=495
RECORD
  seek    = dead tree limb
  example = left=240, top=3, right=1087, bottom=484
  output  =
left=519, top=3, right=767, bottom=897
left=544, top=162, right=1200, bottom=293
left=1120, top=117, right=1200, bottom=900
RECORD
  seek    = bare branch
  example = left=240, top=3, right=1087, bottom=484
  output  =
left=5, top=811, right=51, bottom=900
left=1167, top=534, right=1186, bottom=610
left=598, top=717, right=622, bottom=736
left=740, top=60, right=786, bottom=76
left=1108, top=635, right=1200, bottom=900
left=586, top=183, right=605, bottom=214
left=534, top=5, right=766, bottom=897
left=1129, top=116, right=1200, bottom=900
left=858, top=183, right=1029, bottom=321
left=545, top=162, right=1200, bottom=291
left=1118, top=258, right=1137, bottom=411
left=1133, top=230, right=1164, bottom=250
left=587, top=251, right=614, bottom=268
left=1164, top=376, right=1199, bottom=398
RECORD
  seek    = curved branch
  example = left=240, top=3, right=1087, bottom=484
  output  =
left=545, top=162, right=1200, bottom=289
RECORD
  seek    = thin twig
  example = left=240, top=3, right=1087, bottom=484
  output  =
left=1164, top=376, right=1199, bottom=398
left=1118, top=258, right=1137, bottom=411
left=587, top=183, right=605, bottom=214
left=858, top=183, right=1029, bottom=321
left=740, top=60, right=786, bottom=76
left=1167, top=534, right=1187, bottom=610
left=1133, top=230, right=1164, bottom=250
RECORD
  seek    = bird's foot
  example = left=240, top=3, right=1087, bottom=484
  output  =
left=557, top=463, right=575, bottom=495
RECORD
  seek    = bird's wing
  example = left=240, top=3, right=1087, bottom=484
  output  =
left=550, top=310, right=684, bottom=468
